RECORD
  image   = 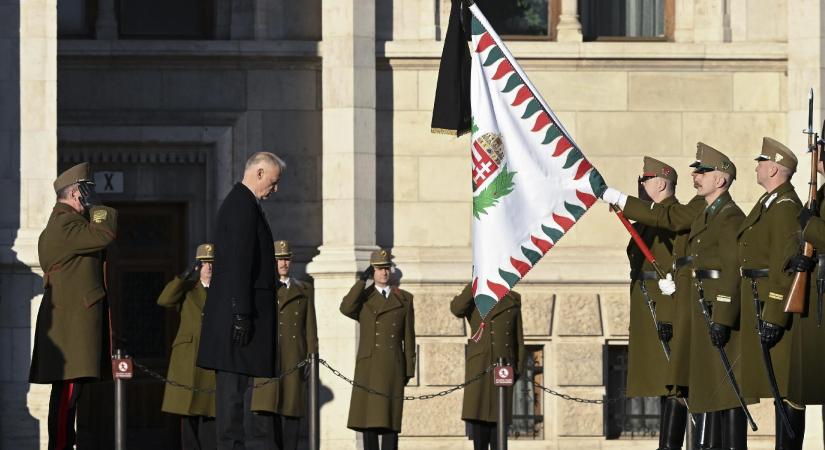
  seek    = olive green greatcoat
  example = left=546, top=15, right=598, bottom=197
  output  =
left=625, top=196, right=680, bottom=398
left=625, top=192, right=746, bottom=412
left=787, top=185, right=825, bottom=405
left=736, top=182, right=800, bottom=398
left=340, top=281, right=416, bottom=432
left=157, top=277, right=216, bottom=417
left=623, top=195, right=706, bottom=395
left=30, top=203, right=118, bottom=384
left=450, top=284, right=525, bottom=423
left=252, top=279, right=318, bottom=417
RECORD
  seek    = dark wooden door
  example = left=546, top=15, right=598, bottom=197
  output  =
left=77, top=202, right=186, bottom=449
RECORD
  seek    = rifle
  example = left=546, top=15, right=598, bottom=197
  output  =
left=785, top=89, right=819, bottom=313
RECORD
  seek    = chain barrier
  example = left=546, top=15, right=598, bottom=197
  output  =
left=127, top=353, right=623, bottom=404
left=130, top=356, right=310, bottom=395
left=318, top=358, right=494, bottom=401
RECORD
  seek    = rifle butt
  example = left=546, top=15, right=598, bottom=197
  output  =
left=784, top=271, right=809, bottom=313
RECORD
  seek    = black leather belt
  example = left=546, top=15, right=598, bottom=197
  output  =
left=673, top=256, right=694, bottom=271
left=741, top=268, right=769, bottom=278
left=693, top=269, right=721, bottom=280
left=638, top=271, right=659, bottom=281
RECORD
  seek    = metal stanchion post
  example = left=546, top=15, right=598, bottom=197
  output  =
left=113, top=349, right=127, bottom=450
left=496, top=357, right=508, bottom=450
left=309, top=353, right=320, bottom=450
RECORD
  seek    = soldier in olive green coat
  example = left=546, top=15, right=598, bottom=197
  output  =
left=251, top=240, right=318, bottom=450
left=786, top=156, right=825, bottom=445
left=623, top=157, right=689, bottom=450
left=603, top=143, right=748, bottom=447
left=158, top=243, right=217, bottom=450
left=736, top=138, right=803, bottom=447
left=30, top=163, right=118, bottom=450
left=340, top=249, right=415, bottom=450
left=451, top=283, right=525, bottom=450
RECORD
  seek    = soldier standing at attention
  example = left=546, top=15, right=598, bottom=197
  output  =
left=252, top=240, right=318, bottom=450
left=785, top=143, right=825, bottom=448
left=340, top=249, right=416, bottom=450
left=158, top=243, right=217, bottom=450
left=29, top=163, right=118, bottom=450
left=736, top=138, right=803, bottom=448
left=450, top=283, right=525, bottom=450
left=622, top=157, right=689, bottom=450
left=602, top=143, right=747, bottom=449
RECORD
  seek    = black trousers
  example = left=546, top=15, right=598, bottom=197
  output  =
left=274, top=415, right=300, bottom=450
left=468, top=420, right=498, bottom=450
left=48, top=381, right=82, bottom=450
left=362, top=429, right=398, bottom=450
left=182, top=415, right=217, bottom=450
left=216, top=371, right=275, bottom=450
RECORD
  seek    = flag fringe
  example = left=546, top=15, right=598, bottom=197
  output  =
left=470, top=322, right=486, bottom=342
left=431, top=127, right=471, bottom=137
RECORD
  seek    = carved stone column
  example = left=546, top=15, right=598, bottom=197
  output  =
left=556, top=0, right=583, bottom=42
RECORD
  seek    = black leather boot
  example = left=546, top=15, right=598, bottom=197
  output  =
left=707, top=411, right=724, bottom=450
left=721, top=408, right=746, bottom=450
left=776, top=401, right=805, bottom=450
left=659, top=397, right=689, bottom=450
left=694, top=413, right=707, bottom=449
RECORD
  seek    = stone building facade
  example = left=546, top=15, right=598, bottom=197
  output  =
left=2, top=0, right=825, bottom=448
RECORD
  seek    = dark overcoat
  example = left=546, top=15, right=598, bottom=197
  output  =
left=623, top=195, right=705, bottom=394
left=197, top=183, right=277, bottom=377
left=736, top=182, right=800, bottom=398
left=787, top=185, right=825, bottom=405
left=30, top=203, right=117, bottom=383
left=450, top=284, right=525, bottom=423
left=340, top=280, right=416, bottom=433
left=252, top=279, right=318, bottom=417
left=157, top=277, right=216, bottom=417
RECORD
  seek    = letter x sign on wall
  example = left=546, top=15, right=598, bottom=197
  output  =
left=93, top=172, right=124, bottom=194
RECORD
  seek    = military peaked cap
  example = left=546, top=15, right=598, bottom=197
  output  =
left=53, top=162, right=93, bottom=193
left=642, top=156, right=678, bottom=183
left=755, top=137, right=797, bottom=171
left=370, top=249, right=393, bottom=268
left=690, top=142, right=737, bottom=179
left=274, top=240, right=292, bottom=259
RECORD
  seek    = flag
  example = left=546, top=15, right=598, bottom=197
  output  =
left=459, top=3, right=607, bottom=334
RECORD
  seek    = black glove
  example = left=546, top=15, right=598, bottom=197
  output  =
left=231, top=314, right=253, bottom=346
left=760, top=321, right=784, bottom=349
left=360, top=265, right=375, bottom=282
left=784, top=254, right=816, bottom=274
left=799, top=206, right=814, bottom=230
left=657, top=321, right=673, bottom=343
left=709, top=322, right=731, bottom=348
left=180, top=260, right=202, bottom=281
left=77, top=181, right=98, bottom=209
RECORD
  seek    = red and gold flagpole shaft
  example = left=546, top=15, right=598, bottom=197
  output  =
left=610, top=205, right=667, bottom=279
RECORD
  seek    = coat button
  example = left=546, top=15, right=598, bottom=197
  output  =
left=295, top=312, right=299, bottom=315
left=376, top=332, right=381, bottom=336
left=491, top=331, right=495, bottom=335
left=391, top=334, right=395, bottom=338
left=376, top=321, right=381, bottom=325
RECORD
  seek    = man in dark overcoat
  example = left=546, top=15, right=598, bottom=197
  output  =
left=30, top=162, right=118, bottom=450
left=158, top=243, right=218, bottom=450
left=340, top=249, right=416, bottom=450
left=197, top=151, right=284, bottom=449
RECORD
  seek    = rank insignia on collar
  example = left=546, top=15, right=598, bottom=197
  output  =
left=92, top=209, right=107, bottom=223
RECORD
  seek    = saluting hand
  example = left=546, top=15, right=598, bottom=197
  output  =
left=360, top=265, right=375, bottom=282
left=658, top=274, right=676, bottom=296
left=181, top=260, right=202, bottom=281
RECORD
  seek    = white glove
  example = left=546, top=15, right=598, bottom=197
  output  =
left=600, top=187, right=628, bottom=209
left=658, top=273, right=676, bottom=296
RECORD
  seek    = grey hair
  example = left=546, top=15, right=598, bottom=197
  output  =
left=245, top=152, right=287, bottom=173
left=56, top=183, right=76, bottom=200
